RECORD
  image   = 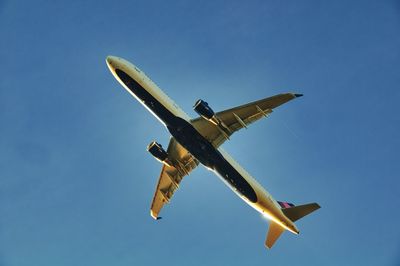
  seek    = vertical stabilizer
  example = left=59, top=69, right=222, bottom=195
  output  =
left=265, top=221, right=285, bottom=248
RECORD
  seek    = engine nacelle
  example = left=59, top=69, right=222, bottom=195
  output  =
left=147, top=141, right=171, bottom=166
left=193, top=99, right=215, bottom=120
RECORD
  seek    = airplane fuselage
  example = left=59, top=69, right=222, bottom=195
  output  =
left=107, top=56, right=299, bottom=234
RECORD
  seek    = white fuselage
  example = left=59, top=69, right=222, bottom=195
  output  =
left=106, top=56, right=299, bottom=234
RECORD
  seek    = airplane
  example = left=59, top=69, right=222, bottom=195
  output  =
left=105, top=56, right=320, bottom=249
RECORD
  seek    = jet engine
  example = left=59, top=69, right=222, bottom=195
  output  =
left=193, top=99, right=215, bottom=120
left=147, top=141, right=172, bottom=167
left=193, top=99, right=231, bottom=138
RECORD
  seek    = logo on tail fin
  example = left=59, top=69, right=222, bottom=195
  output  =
left=277, top=201, right=295, bottom=209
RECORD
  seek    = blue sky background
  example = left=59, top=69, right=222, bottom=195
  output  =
left=1, top=1, right=399, bottom=265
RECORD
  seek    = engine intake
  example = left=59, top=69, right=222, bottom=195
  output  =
left=147, top=141, right=171, bottom=166
left=193, top=99, right=215, bottom=120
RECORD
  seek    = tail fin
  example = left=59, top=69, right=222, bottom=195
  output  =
left=281, top=202, right=321, bottom=222
left=264, top=202, right=320, bottom=249
left=265, top=221, right=285, bottom=249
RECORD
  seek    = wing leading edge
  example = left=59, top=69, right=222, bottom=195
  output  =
left=191, top=93, right=302, bottom=147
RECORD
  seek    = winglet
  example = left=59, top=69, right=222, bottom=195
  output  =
left=294, top=93, right=303, bottom=98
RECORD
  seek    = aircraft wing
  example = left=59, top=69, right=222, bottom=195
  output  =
left=150, top=137, right=199, bottom=219
left=191, top=93, right=302, bottom=148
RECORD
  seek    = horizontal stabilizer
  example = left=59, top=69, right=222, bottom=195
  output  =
left=282, top=203, right=321, bottom=222
left=265, top=221, right=285, bottom=249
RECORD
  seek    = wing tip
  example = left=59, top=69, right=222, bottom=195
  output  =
left=265, top=243, right=272, bottom=249
left=150, top=210, right=159, bottom=220
left=294, top=93, right=303, bottom=98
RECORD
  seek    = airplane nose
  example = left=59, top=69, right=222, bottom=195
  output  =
left=106, top=56, right=123, bottom=75
left=106, top=55, right=116, bottom=69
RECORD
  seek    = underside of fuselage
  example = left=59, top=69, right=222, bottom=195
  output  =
left=114, top=68, right=258, bottom=203
left=106, top=56, right=322, bottom=248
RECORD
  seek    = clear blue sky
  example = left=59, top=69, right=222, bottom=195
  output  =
left=1, top=1, right=399, bottom=265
